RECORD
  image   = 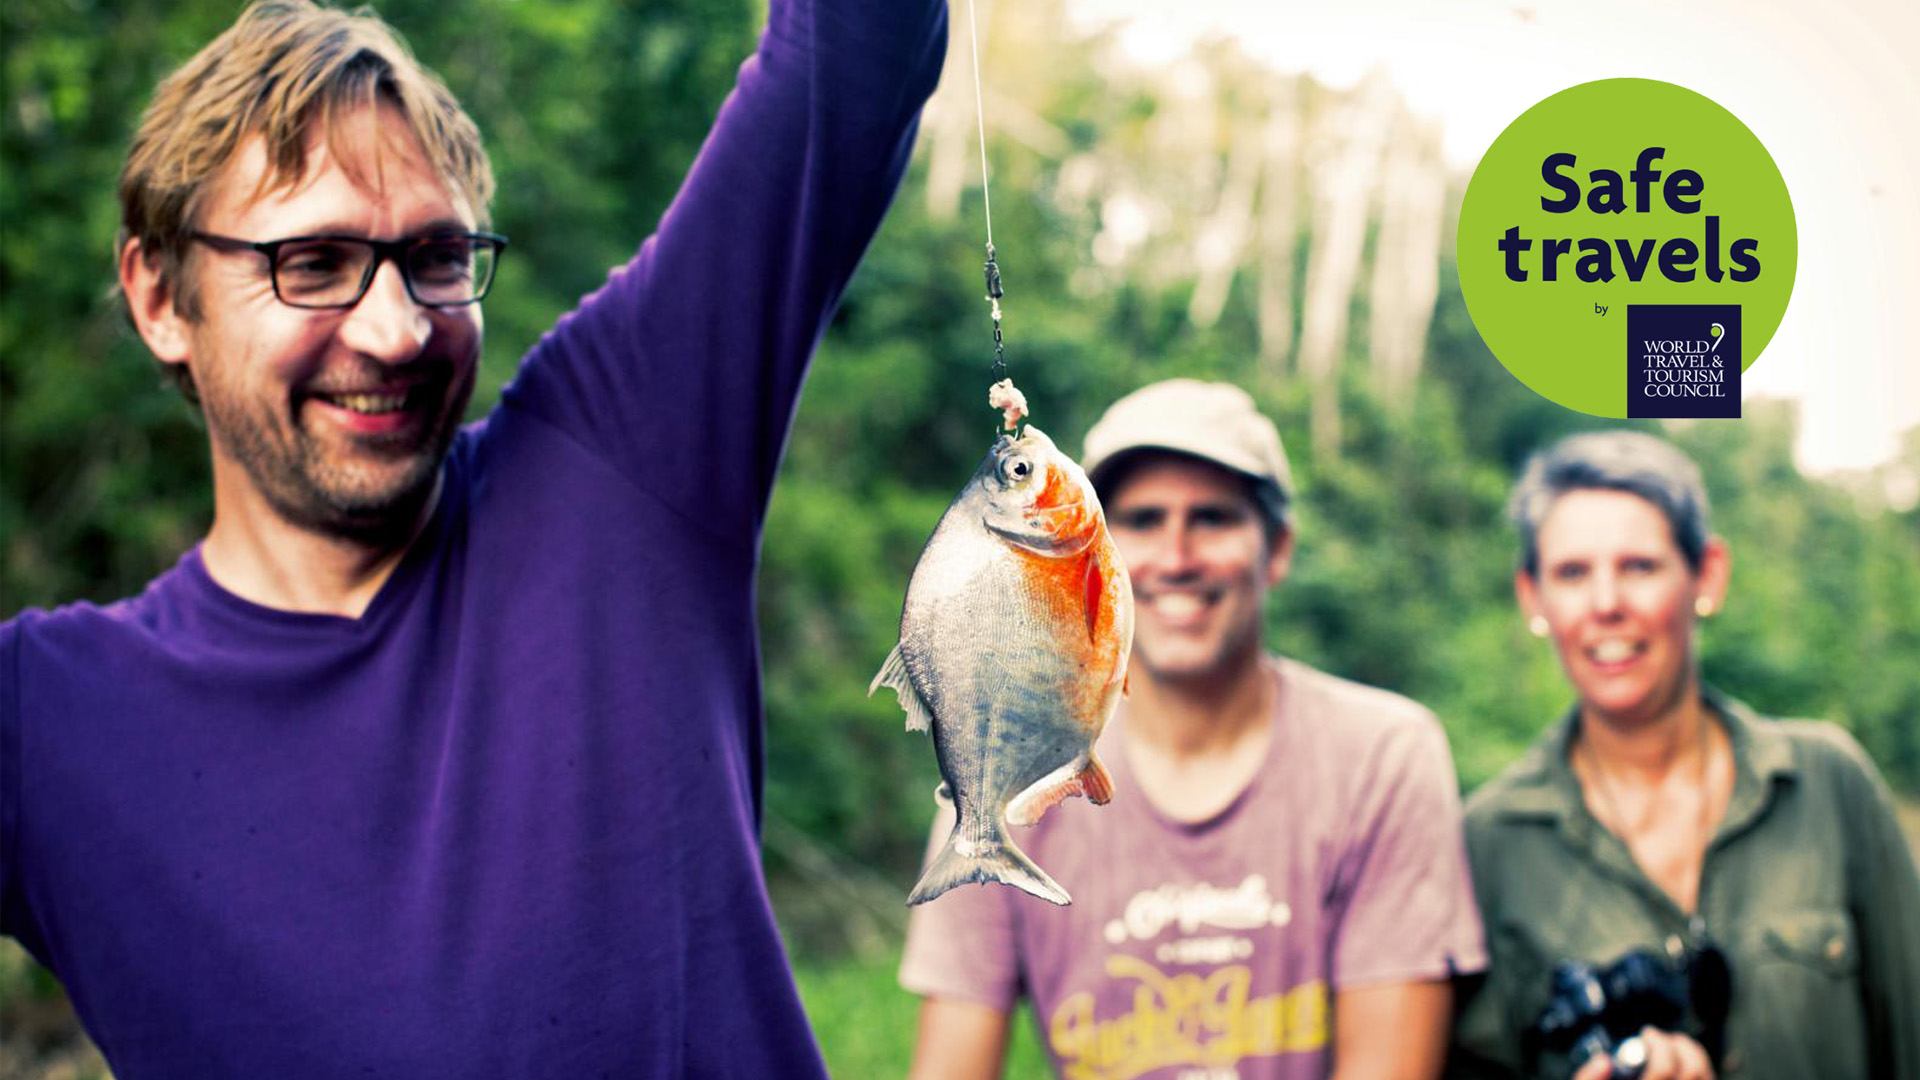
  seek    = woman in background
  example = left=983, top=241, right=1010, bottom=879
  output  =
left=1449, top=430, right=1920, bottom=1080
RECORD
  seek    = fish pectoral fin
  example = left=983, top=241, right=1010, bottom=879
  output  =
left=869, top=643, right=935, bottom=733
left=1079, top=752, right=1115, bottom=804
left=1004, top=752, right=1117, bottom=827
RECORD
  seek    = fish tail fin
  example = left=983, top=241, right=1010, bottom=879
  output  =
left=1004, top=752, right=1116, bottom=827
left=908, top=816, right=1070, bottom=907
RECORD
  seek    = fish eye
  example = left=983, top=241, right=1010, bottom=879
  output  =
left=999, top=454, right=1035, bottom=484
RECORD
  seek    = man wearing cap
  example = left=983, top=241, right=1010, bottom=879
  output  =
left=899, top=379, right=1485, bottom=1080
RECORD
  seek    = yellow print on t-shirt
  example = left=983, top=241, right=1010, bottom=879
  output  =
left=1047, top=954, right=1329, bottom=1080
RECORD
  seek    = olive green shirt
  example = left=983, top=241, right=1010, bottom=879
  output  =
left=1450, top=690, right=1920, bottom=1080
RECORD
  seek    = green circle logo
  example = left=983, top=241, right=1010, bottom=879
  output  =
left=1457, top=79, right=1796, bottom=418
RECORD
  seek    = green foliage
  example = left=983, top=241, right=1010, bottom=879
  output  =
left=795, top=946, right=1053, bottom=1079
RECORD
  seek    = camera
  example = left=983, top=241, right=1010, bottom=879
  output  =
left=1523, top=944, right=1731, bottom=1079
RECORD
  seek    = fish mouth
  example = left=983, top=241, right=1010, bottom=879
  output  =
left=986, top=487, right=1093, bottom=551
left=1019, top=497, right=1086, bottom=519
left=987, top=510, right=1095, bottom=556
left=984, top=489, right=1088, bottom=526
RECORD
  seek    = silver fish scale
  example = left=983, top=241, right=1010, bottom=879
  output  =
left=898, top=492, right=1103, bottom=900
left=875, top=426, right=1129, bottom=906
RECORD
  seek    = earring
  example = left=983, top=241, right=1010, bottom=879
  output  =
left=1529, top=615, right=1550, bottom=638
left=1695, top=597, right=1716, bottom=619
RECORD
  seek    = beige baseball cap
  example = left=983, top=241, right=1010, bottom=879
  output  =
left=1081, top=378, right=1294, bottom=516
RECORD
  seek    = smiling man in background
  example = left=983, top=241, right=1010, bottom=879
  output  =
left=0, top=0, right=944, bottom=1074
left=901, top=378, right=1486, bottom=1080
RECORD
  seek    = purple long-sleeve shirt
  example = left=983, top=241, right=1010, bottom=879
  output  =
left=0, top=0, right=946, bottom=1074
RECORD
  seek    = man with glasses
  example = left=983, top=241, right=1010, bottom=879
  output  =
left=0, top=0, right=943, bottom=1075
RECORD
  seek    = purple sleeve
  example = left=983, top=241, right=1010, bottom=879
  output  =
left=898, top=804, right=1023, bottom=1010
left=0, top=618, right=17, bottom=932
left=1329, top=712, right=1487, bottom=987
left=499, top=0, right=947, bottom=541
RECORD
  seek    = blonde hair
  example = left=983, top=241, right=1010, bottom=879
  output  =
left=118, top=0, right=494, bottom=401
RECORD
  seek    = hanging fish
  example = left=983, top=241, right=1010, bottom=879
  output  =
left=871, top=425, right=1132, bottom=906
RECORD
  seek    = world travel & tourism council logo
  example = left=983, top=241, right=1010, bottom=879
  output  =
left=1456, top=79, right=1795, bottom=419
left=1627, top=306, right=1740, bottom=418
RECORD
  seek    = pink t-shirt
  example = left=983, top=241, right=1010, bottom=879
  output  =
left=899, top=657, right=1486, bottom=1080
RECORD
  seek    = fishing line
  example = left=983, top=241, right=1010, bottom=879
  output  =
left=966, top=0, right=994, bottom=255
left=965, top=0, right=1012, bottom=403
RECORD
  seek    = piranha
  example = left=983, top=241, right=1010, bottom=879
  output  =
left=871, top=426, right=1133, bottom=906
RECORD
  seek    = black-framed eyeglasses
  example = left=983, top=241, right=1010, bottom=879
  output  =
left=190, top=230, right=508, bottom=309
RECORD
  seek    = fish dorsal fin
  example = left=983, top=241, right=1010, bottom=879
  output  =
left=1004, top=751, right=1116, bottom=827
left=868, top=643, right=935, bottom=733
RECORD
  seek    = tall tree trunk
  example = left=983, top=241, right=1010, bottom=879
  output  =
left=1298, top=75, right=1394, bottom=456
left=1257, top=76, right=1303, bottom=379
left=1368, top=116, right=1445, bottom=404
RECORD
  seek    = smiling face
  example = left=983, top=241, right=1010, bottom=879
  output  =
left=1105, top=455, right=1291, bottom=685
left=1518, top=488, right=1730, bottom=731
left=126, top=102, right=483, bottom=541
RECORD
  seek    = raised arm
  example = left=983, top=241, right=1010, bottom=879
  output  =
left=502, top=0, right=947, bottom=539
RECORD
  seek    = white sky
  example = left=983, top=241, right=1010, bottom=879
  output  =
left=1069, top=0, right=1920, bottom=474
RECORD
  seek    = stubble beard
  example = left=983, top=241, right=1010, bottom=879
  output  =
left=202, top=366, right=472, bottom=547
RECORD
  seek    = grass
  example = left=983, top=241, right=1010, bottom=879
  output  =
left=794, top=945, right=1054, bottom=1079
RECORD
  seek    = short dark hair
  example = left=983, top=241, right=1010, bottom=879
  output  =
left=1509, top=430, right=1710, bottom=577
